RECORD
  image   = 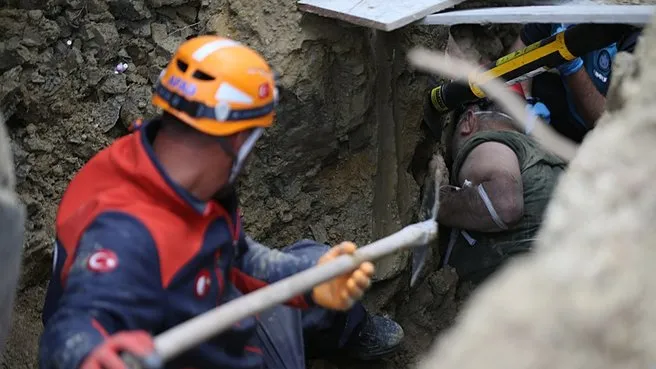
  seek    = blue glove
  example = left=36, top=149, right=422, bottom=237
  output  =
left=553, top=24, right=584, bottom=77
left=526, top=99, right=551, bottom=125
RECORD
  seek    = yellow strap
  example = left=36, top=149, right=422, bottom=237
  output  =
left=430, top=86, right=448, bottom=111
left=467, top=32, right=575, bottom=98
left=555, top=31, right=576, bottom=61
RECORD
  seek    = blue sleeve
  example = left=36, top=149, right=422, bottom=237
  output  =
left=39, top=212, right=164, bottom=369
left=520, top=23, right=555, bottom=46
left=232, top=234, right=318, bottom=308
left=618, top=29, right=642, bottom=53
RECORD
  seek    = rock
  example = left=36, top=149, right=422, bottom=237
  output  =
left=60, top=47, right=84, bottom=74
left=120, top=85, right=156, bottom=128
left=63, top=0, right=84, bottom=10
left=86, top=67, right=104, bottom=87
left=129, top=21, right=152, bottom=38
left=0, top=39, right=30, bottom=73
left=309, top=223, right=328, bottom=244
left=146, top=0, right=189, bottom=8
left=26, top=10, right=42, bottom=21
left=0, top=10, right=27, bottom=38
left=38, top=17, right=62, bottom=44
left=177, top=6, right=198, bottom=23
left=93, top=96, right=123, bottom=132
left=0, top=66, right=22, bottom=119
left=86, top=0, right=110, bottom=15
left=82, top=22, right=119, bottom=50
left=30, top=71, right=46, bottom=84
left=100, top=73, right=128, bottom=94
left=107, top=0, right=151, bottom=21
left=24, top=137, right=54, bottom=152
left=20, top=27, right=43, bottom=48
left=56, top=16, right=72, bottom=38
left=126, top=39, right=154, bottom=65
left=151, top=22, right=182, bottom=57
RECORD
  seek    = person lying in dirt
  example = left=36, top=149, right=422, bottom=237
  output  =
left=38, top=35, right=403, bottom=369
left=511, top=23, right=642, bottom=143
left=437, top=99, right=567, bottom=288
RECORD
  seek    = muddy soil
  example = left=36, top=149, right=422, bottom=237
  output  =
left=0, top=0, right=519, bottom=367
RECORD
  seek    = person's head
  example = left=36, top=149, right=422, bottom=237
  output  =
left=150, top=35, right=279, bottom=201
left=450, top=100, right=516, bottom=158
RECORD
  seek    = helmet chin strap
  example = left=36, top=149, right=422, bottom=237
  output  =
left=213, top=128, right=264, bottom=200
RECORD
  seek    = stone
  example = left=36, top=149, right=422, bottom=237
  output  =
left=20, top=27, right=43, bottom=48
left=93, top=96, right=123, bottom=132
left=86, top=0, right=110, bottom=15
left=146, top=0, right=189, bottom=8
left=129, top=21, right=152, bottom=38
left=177, top=6, right=199, bottom=23
left=81, top=22, right=119, bottom=50
left=151, top=22, right=183, bottom=57
left=0, top=66, right=22, bottom=119
left=100, top=73, right=128, bottom=94
left=26, top=10, right=42, bottom=21
left=39, top=17, right=62, bottom=43
left=0, top=39, right=29, bottom=73
left=125, top=39, right=154, bottom=65
left=63, top=0, right=84, bottom=10
left=120, top=85, right=153, bottom=128
left=30, top=71, right=46, bottom=84
left=107, top=0, right=152, bottom=21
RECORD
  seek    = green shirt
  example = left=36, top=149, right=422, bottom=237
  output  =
left=446, top=130, right=567, bottom=284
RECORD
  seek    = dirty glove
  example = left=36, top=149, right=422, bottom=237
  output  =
left=553, top=24, right=584, bottom=77
left=312, top=242, right=375, bottom=311
left=80, top=331, right=155, bottom=369
left=526, top=97, right=551, bottom=125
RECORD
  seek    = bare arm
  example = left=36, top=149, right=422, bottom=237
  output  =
left=438, top=142, right=524, bottom=232
left=565, top=68, right=606, bottom=127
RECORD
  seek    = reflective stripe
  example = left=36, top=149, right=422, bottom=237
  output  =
left=216, top=82, right=254, bottom=104
left=192, top=40, right=241, bottom=61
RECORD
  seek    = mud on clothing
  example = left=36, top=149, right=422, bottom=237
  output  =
left=444, top=130, right=567, bottom=285
left=520, top=24, right=641, bottom=142
left=39, top=119, right=361, bottom=369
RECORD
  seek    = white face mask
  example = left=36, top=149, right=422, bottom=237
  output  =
left=227, top=127, right=264, bottom=185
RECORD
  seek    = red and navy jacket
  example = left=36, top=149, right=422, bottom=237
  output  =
left=39, top=120, right=317, bottom=369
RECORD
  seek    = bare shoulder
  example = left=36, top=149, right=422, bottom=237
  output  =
left=459, top=141, right=520, bottom=184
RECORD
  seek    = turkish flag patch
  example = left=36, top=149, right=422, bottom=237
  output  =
left=87, top=249, right=119, bottom=273
left=194, top=269, right=212, bottom=298
left=258, top=83, right=270, bottom=99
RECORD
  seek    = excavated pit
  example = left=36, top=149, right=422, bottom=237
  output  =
left=0, top=1, right=520, bottom=367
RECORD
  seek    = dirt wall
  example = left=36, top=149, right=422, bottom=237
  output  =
left=0, top=0, right=520, bottom=367
left=0, top=0, right=453, bottom=367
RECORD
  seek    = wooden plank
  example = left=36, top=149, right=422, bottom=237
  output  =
left=416, top=5, right=656, bottom=26
left=297, top=0, right=468, bottom=32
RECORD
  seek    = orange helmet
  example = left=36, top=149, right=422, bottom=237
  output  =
left=152, top=35, right=278, bottom=137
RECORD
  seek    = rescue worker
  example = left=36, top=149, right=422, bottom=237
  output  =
left=437, top=99, right=567, bottom=286
left=39, top=35, right=403, bottom=369
left=511, top=23, right=642, bottom=142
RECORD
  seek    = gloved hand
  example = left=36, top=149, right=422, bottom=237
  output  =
left=80, top=331, right=155, bottom=369
left=553, top=24, right=584, bottom=77
left=312, top=242, right=374, bottom=311
left=526, top=98, right=551, bottom=125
